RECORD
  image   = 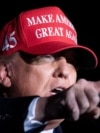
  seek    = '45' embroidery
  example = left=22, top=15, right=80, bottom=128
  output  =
left=2, top=31, right=17, bottom=51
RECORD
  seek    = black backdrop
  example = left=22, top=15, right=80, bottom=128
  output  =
left=0, top=0, right=100, bottom=132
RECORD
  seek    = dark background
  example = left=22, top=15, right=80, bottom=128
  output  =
left=0, top=0, right=100, bottom=132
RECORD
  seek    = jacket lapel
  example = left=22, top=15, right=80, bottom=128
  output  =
left=53, top=126, right=63, bottom=133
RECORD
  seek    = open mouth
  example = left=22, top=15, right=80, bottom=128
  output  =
left=51, top=87, right=64, bottom=95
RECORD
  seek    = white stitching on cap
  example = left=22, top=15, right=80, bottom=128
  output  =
left=2, top=31, right=17, bottom=51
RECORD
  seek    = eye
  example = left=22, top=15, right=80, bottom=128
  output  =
left=43, top=55, right=54, bottom=59
left=39, top=55, right=54, bottom=61
left=33, top=55, right=55, bottom=64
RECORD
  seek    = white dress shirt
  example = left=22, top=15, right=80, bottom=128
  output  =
left=24, top=97, right=54, bottom=133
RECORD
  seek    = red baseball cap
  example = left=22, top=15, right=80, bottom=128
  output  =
left=0, top=6, right=98, bottom=69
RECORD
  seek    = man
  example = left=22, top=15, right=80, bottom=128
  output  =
left=0, top=6, right=100, bottom=133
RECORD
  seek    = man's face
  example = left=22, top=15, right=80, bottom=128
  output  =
left=8, top=51, right=77, bottom=98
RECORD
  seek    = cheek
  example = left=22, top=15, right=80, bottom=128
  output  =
left=23, top=67, right=51, bottom=96
left=69, top=69, right=77, bottom=85
left=71, top=71, right=77, bottom=83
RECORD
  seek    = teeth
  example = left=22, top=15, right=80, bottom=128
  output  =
left=51, top=92, right=56, bottom=95
left=51, top=87, right=63, bottom=94
left=55, top=88, right=63, bottom=91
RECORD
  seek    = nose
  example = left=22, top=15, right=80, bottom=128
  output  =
left=53, top=57, right=69, bottom=78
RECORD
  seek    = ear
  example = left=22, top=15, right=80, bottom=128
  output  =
left=0, top=64, right=11, bottom=87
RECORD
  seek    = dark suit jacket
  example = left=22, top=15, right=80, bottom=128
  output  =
left=0, top=96, right=63, bottom=133
left=1, top=96, right=100, bottom=133
left=25, top=125, right=63, bottom=133
left=0, top=96, right=36, bottom=133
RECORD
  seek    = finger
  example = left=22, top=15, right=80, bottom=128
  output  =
left=91, top=107, right=100, bottom=119
left=75, top=90, right=89, bottom=114
left=66, top=90, right=80, bottom=121
left=85, top=88, right=99, bottom=112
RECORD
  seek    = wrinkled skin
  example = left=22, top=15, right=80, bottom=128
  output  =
left=0, top=51, right=100, bottom=130
left=36, top=79, right=100, bottom=130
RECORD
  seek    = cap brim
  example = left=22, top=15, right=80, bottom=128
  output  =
left=21, top=42, right=98, bottom=70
